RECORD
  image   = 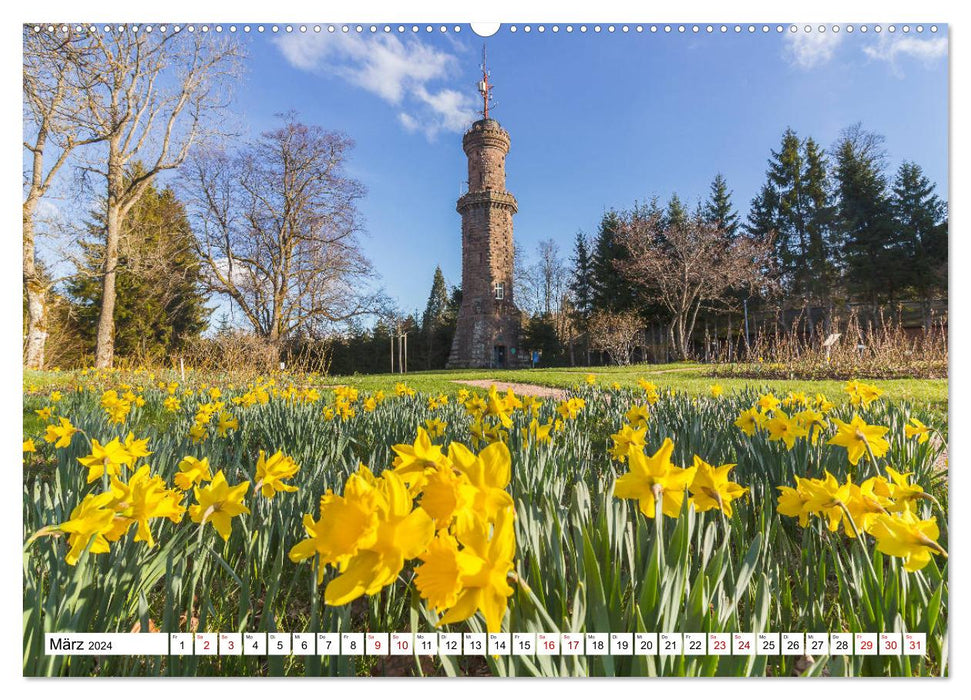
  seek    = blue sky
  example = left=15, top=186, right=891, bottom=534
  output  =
left=57, top=25, right=954, bottom=319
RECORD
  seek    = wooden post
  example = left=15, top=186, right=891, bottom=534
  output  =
left=727, top=314, right=733, bottom=362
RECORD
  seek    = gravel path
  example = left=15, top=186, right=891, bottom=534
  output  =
left=450, top=379, right=569, bottom=400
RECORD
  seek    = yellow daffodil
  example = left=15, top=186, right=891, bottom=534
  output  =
left=873, top=466, right=925, bottom=512
left=394, top=382, right=415, bottom=398
left=188, top=470, right=251, bottom=540
left=420, top=506, right=516, bottom=633
left=625, top=404, right=650, bottom=428
left=781, top=391, right=809, bottom=409
left=44, top=417, right=78, bottom=449
left=844, top=477, right=892, bottom=536
left=609, top=423, right=647, bottom=462
left=464, top=394, right=487, bottom=419
left=800, top=471, right=853, bottom=533
left=585, top=374, right=596, bottom=385
left=105, top=465, right=185, bottom=547
left=447, top=441, right=515, bottom=534
left=35, top=406, right=54, bottom=421
left=613, top=438, right=698, bottom=518
left=77, top=438, right=132, bottom=483
left=527, top=418, right=553, bottom=444
left=776, top=480, right=813, bottom=527
left=289, top=468, right=382, bottom=582
left=23, top=439, right=36, bottom=453
left=522, top=396, right=543, bottom=418
left=255, top=450, right=300, bottom=498
left=845, top=380, right=883, bottom=407
left=870, top=510, right=946, bottom=572
left=123, top=433, right=152, bottom=463
left=392, top=427, right=450, bottom=488
left=485, top=386, right=513, bottom=428
left=709, top=384, right=723, bottom=398
left=814, top=393, right=834, bottom=413
left=174, top=456, right=213, bottom=491
left=766, top=410, right=808, bottom=450
left=556, top=397, right=585, bottom=421
left=638, top=378, right=657, bottom=394
left=415, top=531, right=485, bottom=613
left=756, top=393, right=781, bottom=412
left=424, top=418, right=447, bottom=439
left=57, top=492, right=117, bottom=565
left=793, top=408, right=827, bottom=444
left=323, top=471, right=434, bottom=606
left=688, top=457, right=748, bottom=517
left=188, top=422, right=207, bottom=444
left=734, top=407, right=764, bottom=437
left=216, top=412, right=239, bottom=437
left=418, top=465, right=478, bottom=531
left=904, top=417, right=931, bottom=445
left=827, top=414, right=890, bottom=466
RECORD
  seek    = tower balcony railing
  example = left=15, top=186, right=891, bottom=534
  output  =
left=456, top=189, right=518, bottom=213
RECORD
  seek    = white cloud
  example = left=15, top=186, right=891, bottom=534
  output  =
left=274, top=32, right=477, bottom=140
left=784, top=30, right=845, bottom=69
left=398, top=112, right=419, bottom=132
left=863, top=34, right=947, bottom=75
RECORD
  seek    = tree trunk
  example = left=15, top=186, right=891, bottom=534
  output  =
left=23, top=209, right=47, bottom=370
left=94, top=203, right=121, bottom=368
left=668, top=320, right=684, bottom=361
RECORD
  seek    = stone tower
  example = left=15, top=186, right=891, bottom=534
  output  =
left=447, top=53, right=523, bottom=369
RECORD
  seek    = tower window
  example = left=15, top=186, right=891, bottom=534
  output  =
left=494, top=282, right=504, bottom=300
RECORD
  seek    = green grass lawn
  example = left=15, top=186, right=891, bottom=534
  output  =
left=23, top=362, right=949, bottom=432
left=324, top=362, right=948, bottom=411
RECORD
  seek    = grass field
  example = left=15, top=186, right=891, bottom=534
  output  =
left=322, top=363, right=948, bottom=420
left=22, top=364, right=948, bottom=676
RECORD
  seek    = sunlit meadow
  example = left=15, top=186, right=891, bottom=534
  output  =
left=22, top=368, right=948, bottom=676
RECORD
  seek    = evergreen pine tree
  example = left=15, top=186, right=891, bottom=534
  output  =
left=891, top=161, right=947, bottom=303
left=568, top=232, right=594, bottom=317
left=745, top=183, right=780, bottom=241
left=702, top=173, right=739, bottom=237
left=802, top=137, right=838, bottom=301
left=590, top=210, right=635, bottom=312
left=68, top=163, right=209, bottom=360
left=833, top=124, right=900, bottom=304
left=664, top=194, right=688, bottom=229
left=420, top=266, right=452, bottom=369
left=421, top=266, right=449, bottom=332
left=766, top=128, right=808, bottom=294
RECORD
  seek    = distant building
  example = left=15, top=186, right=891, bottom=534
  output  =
left=447, top=52, right=523, bottom=369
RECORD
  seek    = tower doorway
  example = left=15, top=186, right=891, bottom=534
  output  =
left=493, top=345, right=506, bottom=368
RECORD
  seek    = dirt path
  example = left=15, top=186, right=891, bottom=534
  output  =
left=450, top=379, right=569, bottom=400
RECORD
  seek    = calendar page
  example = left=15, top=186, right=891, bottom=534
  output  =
left=21, top=7, right=950, bottom=681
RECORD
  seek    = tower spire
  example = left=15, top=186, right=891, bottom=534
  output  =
left=477, top=43, right=492, bottom=119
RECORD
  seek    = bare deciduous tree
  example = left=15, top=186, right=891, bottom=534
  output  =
left=23, top=28, right=102, bottom=369
left=588, top=309, right=642, bottom=365
left=60, top=26, right=243, bottom=368
left=516, top=238, right=568, bottom=317
left=616, top=211, right=776, bottom=360
left=181, top=114, right=375, bottom=351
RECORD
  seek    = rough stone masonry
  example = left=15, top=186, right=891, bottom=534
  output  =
left=446, top=116, right=525, bottom=369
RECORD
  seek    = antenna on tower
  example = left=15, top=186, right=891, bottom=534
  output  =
left=477, top=43, right=496, bottom=119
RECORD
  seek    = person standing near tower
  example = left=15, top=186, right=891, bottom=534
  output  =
left=447, top=47, right=523, bottom=369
